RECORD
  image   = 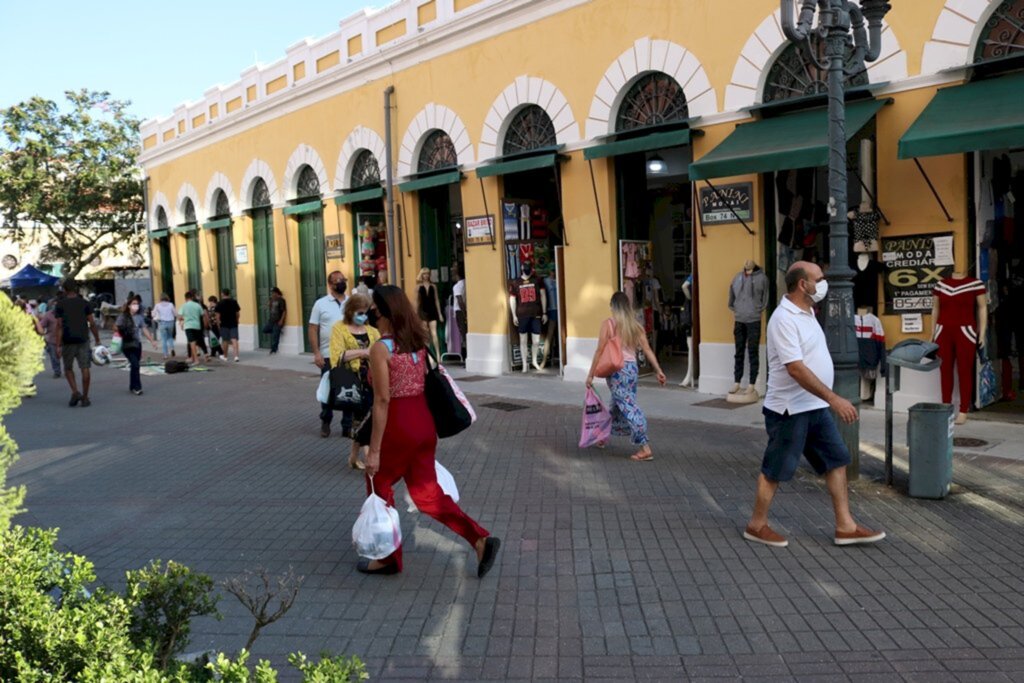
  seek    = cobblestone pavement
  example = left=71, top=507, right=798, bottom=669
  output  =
left=8, top=356, right=1024, bottom=681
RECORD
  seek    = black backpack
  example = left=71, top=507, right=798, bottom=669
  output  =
left=164, top=360, right=190, bottom=374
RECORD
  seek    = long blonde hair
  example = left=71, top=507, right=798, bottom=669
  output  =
left=609, top=292, right=644, bottom=350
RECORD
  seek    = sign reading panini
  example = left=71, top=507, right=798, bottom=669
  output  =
left=881, top=232, right=954, bottom=314
left=698, top=182, right=753, bottom=225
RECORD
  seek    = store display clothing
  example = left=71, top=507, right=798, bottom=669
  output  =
left=366, top=340, right=489, bottom=571
left=728, top=269, right=768, bottom=323
left=734, top=321, right=761, bottom=384
left=852, top=258, right=884, bottom=309
left=934, top=277, right=985, bottom=414
left=509, top=275, right=543, bottom=320
left=854, top=313, right=886, bottom=380
left=417, top=284, right=441, bottom=323
left=851, top=210, right=881, bottom=245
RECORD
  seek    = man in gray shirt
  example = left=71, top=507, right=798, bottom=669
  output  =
left=728, top=259, right=769, bottom=394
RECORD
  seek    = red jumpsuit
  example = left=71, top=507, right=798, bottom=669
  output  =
left=365, top=339, right=488, bottom=572
left=933, top=277, right=985, bottom=413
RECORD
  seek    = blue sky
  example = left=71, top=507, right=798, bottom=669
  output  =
left=0, top=1, right=371, bottom=122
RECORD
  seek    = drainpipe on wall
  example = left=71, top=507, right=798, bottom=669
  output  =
left=383, top=85, right=398, bottom=287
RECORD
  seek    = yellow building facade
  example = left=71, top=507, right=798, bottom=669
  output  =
left=140, top=0, right=1024, bottom=409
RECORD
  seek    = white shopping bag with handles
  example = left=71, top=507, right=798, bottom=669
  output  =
left=352, top=477, right=401, bottom=560
left=405, top=460, right=460, bottom=512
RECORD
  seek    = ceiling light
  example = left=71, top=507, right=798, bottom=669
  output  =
left=647, top=155, right=666, bottom=174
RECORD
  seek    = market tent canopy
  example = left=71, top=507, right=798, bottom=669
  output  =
left=689, top=98, right=890, bottom=180
left=8, top=264, right=60, bottom=288
left=898, top=71, right=1024, bottom=159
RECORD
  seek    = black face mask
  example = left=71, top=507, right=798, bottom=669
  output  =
left=522, top=266, right=532, bottom=277
left=332, top=281, right=347, bottom=295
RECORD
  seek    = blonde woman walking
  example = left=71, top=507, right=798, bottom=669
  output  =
left=586, top=292, right=666, bottom=461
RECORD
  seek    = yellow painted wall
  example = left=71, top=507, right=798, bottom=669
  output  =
left=293, top=62, right=306, bottom=82
left=143, top=0, right=972, bottom=349
left=265, top=75, right=288, bottom=95
left=376, top=19, right=407, bottom=46
left=417, top=1, right=437, bottom=27
left=143, top=135, right=157, bottom=150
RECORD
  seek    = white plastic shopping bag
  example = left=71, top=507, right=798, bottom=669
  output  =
left=316, top=372, right=331, bottom=404
left=405, top=460, right=460, bottom=512
left=579, top=387, right=613, bottom=448
left=110, top=331, right=123, bottom=355
left=352, top=478, right=402, bottom=560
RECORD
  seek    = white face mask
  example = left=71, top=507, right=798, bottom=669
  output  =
left=129, top=304, right=140, bottom=313
left=810, top=279, right=828, bottom=303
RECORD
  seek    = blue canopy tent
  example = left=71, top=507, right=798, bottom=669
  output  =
left=8, top=264, right=60, bottom=289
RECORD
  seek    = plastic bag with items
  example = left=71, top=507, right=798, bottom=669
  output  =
left=404, top=460, right=460, bottom=512
left=352, top=478, right=402, bottom=560
left=579, top=387, right=612, bottom=448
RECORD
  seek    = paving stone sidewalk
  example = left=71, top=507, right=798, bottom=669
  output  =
left=8, top=357, right=1024, bottom=681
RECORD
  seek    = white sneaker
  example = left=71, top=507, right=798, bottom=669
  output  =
left=728, top=383, right=740, bottom=394
left=234, top=357, right=239, bottom=363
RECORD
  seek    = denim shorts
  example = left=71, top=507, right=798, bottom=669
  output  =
left=761, top=407, right=851, bottom=482
left=219, top=326, right=239, bottom=341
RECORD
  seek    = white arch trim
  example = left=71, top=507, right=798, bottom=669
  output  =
left=478, top=76, right=580, bottom=162
left=723, top=9, right=907, bottom=112
left=922, top=0, right=999, bottom=74
left=283, top=144, right=330, bottom=201
left=149, top=191, right=170, bottom=232
left=175, top=183, right=201, bottom=225
left=585, top=37, right=719, bottom=139
left=239, top=159, right=280, bottom=209
left=397, top=104, right=475, bottom=179
left=334, top=126, right=388, bottom=190
left=204, top=172, right=237, bottom=218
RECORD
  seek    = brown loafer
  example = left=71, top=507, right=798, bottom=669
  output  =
left=834, top=524, right=886, bottom=546
left=743, top=524, right=788, bottom=548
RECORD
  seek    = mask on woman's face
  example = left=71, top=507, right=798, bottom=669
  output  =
left=354, top=312, right=368, bottom=325
left=129, top=304, right=140, bottom=313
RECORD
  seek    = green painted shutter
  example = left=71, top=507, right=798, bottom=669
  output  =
left=186, top=233, right=202, bottom=293
left=253, top=208, right=277, bottom=348
left=159, top=238, right=175, bottom=301
left=298, top=211, right=326, bottom=353
left=216, top=227, right=236, bottom=295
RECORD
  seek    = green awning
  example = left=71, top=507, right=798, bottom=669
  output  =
left=282, top=200, right=324, bottom=216
left=171, top=223, right=197, bottom=234
left=584, top=128, right=698, bottom=160
left=202, top=218, right=232, bottom=230
left=333, top=186, right=385, bottom=205
left=476, top=153, right=560, bottom=178
left=397, top=170, right=462, bottom=193
left=898, top=71, right=1024, bottom=159
left=148, top=229, right=169, bottom=239
left=689, top=98, right=890, bottom=180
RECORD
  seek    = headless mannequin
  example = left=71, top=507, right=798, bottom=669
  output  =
left=727, top=259, right=767, bottom=403
left=680, top=278, right=694, bottom=388
left=856, top=305, right=874, bottom=401
left=509, top=265, right=547, bottom=372
left=932, top=269, right=988, bottom=425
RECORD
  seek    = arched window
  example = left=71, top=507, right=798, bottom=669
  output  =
left=156, top=207, right=168, bottom=230
left=296, top=165, right=322, bottom=199
left=502, top=105, right=557, bottom=155
left=762, top=36, right=868, bottom=103
left=975, top=0, right=1024, bottom=62
left=418, top=130, right=458, bottom=172
left=252, top=178, right=271, bottom=208
left=213, top=190, right=230, bottom=218
left=616, top=72, right=689, bottom=132
left=183, top=199, right=196, bottom=224
left=350, top=150, right=381, bottom=188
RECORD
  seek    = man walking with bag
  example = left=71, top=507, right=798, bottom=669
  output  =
left=743, top=262, right=885, bottom=548
left=308, top=271, right=348, bottom=437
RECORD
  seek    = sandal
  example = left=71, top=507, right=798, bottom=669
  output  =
left=630, top=449, right=654, bottom=462
left=349, top=460, right=366, bottom=470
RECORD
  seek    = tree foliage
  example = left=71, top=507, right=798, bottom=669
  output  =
left=0, top=89, right=145, bottom=280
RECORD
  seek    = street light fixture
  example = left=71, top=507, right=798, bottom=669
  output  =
left=779, top=0, right=890, bottom=479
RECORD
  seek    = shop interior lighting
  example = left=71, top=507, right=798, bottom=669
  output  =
left=647, top=155, right=666, bottom=174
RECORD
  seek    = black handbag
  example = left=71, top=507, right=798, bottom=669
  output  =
left=329, top=354, right=364, bottom=410
left=424, top=350, right=473, bottom=438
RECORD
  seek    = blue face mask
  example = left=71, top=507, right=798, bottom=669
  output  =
left=354, top=313, right=368, bottom=325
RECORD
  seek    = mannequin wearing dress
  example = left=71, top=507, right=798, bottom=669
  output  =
left=932, top=270, right=987, bottom=425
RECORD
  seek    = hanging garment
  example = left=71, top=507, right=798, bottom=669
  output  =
left=518, top=243, right=535, bottom=265
left=503, top=202, right=519, bottom=241
left=851, top=210, right=881, bottom=245
left=855, top=313, right=886, bottom=380
left=519, top=204, right=531, bottom=240
left=934, top=277, right=986, bottom=413
left=852, top=258, right=884, bottom=309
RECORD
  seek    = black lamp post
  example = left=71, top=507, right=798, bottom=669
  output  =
left=780, top=0, right=890, bottom=479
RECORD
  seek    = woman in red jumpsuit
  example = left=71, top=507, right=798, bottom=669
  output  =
left=359, top=285, right=500, bottom=576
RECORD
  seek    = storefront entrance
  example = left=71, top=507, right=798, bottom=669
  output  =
left=418, top=182, right=464, bottom=359
left=292, top=165, right=326, bottom=353
left=158, top=237, right=174, bottom=301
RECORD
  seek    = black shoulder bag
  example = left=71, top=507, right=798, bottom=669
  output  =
left=424, top=349, right=473, bottom=438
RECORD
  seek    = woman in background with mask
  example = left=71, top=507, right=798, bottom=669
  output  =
left=115, top=298, right=157, bottom=395
left=330, top=294, right=380, bottom=470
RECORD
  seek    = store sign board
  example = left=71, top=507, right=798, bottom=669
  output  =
left=698, top=182, right=753, bottom=225
left=234, top=244, right=249, bottom=265
left=465, top=215, right=494, bottom=245
left=325, top=235, right=344, bottom=259
left=881, top=232, right=954, bottom=314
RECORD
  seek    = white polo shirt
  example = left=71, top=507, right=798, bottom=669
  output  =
left=763, top=295, right=833, bottom=415
left=308, top=294, right=347, bottom=357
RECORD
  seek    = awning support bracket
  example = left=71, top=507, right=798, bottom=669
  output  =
left=587, top=159, right=608, bottom=244
left=702, top=179, right=754, bottom=235
left=849, top=167, right=891, bottom=226
left=913, top=158, right=954, bottom=223
left=477, top=178, right=497, bottom=251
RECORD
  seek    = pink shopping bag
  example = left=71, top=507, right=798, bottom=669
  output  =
left=579, top=387, right=612, bottom=448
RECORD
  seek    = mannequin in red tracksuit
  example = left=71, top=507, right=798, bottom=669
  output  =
left=932, top=274, right=988, bottom=425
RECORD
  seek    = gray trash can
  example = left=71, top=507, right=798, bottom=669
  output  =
left=907, top=402, right=954, bottom=499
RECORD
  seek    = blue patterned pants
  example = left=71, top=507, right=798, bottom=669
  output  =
left=606, top=361, right=649, bottom=446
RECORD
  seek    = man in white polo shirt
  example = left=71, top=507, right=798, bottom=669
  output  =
left=744, top=261, right=885, bottom=548
left=308, top=271, right=348, bottom=438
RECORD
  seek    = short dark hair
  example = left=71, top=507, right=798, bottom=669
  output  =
left=271, top=286, right=282, bottom=295
left=185, top=291, right=194, bottom=300
left=221, top=288, right=231, bottom=297
left=786, top=267, right=808, bottom=293
left=62, top=279, right=79, bottom=293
